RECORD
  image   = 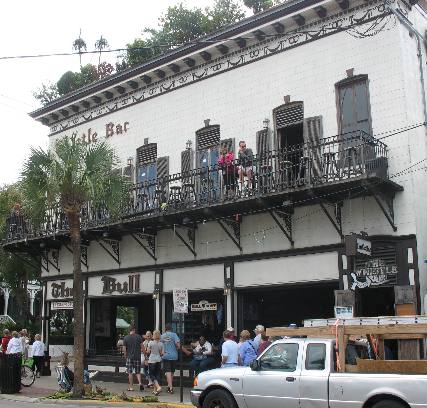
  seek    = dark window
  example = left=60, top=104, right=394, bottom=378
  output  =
left=337, top=75, right=372, bottom=137
left=259, top=343, right=299, bottom=371
left=305, top=343, right=326, bottom=370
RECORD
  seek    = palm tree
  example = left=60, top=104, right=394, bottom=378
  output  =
left=94, top=35, right=109, bottom=68
left=21, top=137, right=127, bottom=397
left=73, top=39, right=87, bottom=68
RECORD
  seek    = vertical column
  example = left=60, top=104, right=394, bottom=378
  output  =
left=224, top=262, right=234, bottom=329
left=154, top=270, right=163, bottom=330
left=395, top=285, right=420, bottom=359
left=85, top=298, right=91, bottom=350
left=3, top=287, right=10, bottom=316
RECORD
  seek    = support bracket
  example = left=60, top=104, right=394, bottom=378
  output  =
left=318, top=199, right=343, bottom=239
left=217, top=217, right=242, bottom=253
left=40, top=249, right=60, bottom=273
left=12, top=253, right=40, bottom=272
left=172, top=225, right=196, bottom=257
left=98, top=239, right=120, bottom=265
left=131, top=232, right=157, bottom=261
left=64, top=244, right=89, bottom=268
left=369, top=188, right=397, bottom=232
left=268, top=209, right=294, bottom=246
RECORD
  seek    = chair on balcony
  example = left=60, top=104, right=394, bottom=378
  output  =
left=181, top=182, right=197, bottom=207
left=321, top=151, right=339, bottom=183
left=342, top=146, right=362, bottom=178
left=168, top=185, right=182, bottom=209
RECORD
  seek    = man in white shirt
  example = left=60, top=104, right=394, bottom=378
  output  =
left=6, top=331, right=23, bottom=355
left=32, top=334, right=45, bottom=378
left=189, top=336, right=215, bottom=375
left=221, top=330, right=238, bottom=367
left=253, top=324, right=265, bottom=350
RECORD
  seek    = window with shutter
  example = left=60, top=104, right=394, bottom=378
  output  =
left=156, top=156, right=169, bottom=182
left=136, top=143, right=157, bottom=165
left=303, top=116, right=323, bottom=181
left=336, top=75, right=372, bottom=139
left=220, top=138, right=235, bottom=154
left=195, top=124, right=221, bottom=201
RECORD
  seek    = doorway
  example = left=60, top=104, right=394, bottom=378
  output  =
left=356, top=286, right=395, bottom=317
left=89, top=296, right=154, bottom=352
left=277, top=123, right=304, bottom=185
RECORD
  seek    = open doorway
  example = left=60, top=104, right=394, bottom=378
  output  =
left=277, top=123, right=304, bottom=185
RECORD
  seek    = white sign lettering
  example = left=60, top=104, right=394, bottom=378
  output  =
left=350, top=258, right=398, bottom=290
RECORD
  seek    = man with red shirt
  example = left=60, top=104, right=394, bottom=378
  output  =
left=1, top=329, right=12, bottom=353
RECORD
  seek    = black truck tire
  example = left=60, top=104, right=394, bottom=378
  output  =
left=372, top=399, right=406, bottom=408
left=202, top=389, right=237, bottom=408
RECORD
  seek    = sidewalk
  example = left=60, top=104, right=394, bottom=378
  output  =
left=0, top=363, right=194, bottom=407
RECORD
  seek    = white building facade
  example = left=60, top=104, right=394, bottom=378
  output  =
left=5, top=0, right=427, bottom=356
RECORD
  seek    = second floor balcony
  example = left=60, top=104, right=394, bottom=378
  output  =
left=4, top=131, right=403, bottom=250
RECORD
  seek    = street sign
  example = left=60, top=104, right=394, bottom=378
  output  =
left=173, top=289, right=188, bottom=314
left=51, top=301, right=74, bottom=310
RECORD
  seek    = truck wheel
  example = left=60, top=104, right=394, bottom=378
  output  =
left=202, top=389, right=236, bottom=408
left=372, top=400, right=406, bottom=408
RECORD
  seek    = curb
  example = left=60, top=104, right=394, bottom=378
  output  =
left=0, top=393, right=193, bottom=407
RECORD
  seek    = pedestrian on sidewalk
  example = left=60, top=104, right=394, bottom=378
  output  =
left=142, top=331, right=153, bottom=388
left=1, top=329, right=12, bottom=353
left=31, top=334, right=45, bottom=378
left=221, top=330, right=238, bottom=368
left=147, top=330, right=164, bottom=396
left=161, top=323, right=180, bottom=394
left=6, top=331, right=23, bottom=355
left=123, top=326, right=144, bottom=392
left=253, top=324, right=265, bottom=349
left=238, top=330, right=258, bottom=366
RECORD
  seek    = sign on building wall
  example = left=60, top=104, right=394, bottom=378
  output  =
left=87, top=272, right=155, bottom=297
left=190, top=300, right=217, bottom=312
left=51, top=301, right=74, bottom=310
left=46, top=279, right=75, bottom=301
left=173, top=289, right=188, bottom=314
left=350, top=258, right=398, bottom=290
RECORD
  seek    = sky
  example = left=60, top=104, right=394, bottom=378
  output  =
left=0, top=0, right=218, bottom=186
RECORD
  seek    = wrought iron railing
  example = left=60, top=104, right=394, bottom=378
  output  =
left=4, top=131, right=388, bottom=243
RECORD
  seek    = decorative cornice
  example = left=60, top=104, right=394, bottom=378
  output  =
left=48, top=0, right=389, bottom=136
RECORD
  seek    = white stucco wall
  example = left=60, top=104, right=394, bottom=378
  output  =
left=38, top=1, right=427, bottom=303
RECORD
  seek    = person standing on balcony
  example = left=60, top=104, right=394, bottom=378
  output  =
left=238, top=141, right=254, bottom=190
left=161, top=323, right=180, bottom=394
left=218, top=146, right=237, bottom=199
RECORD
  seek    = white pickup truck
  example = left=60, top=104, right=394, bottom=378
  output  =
left=190, top=338, right=427, bottom=408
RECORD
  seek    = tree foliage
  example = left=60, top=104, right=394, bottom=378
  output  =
left=32, top=83, right=60, bottom=106
left=34, top=0, right=281, bottom=102
left=20, top=137, right=128, bottom=397
left=0, top=184, right=39, bottom=325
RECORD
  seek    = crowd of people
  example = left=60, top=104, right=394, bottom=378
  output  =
left=119, top=322, right=275, bottom=395
left=1, top=328, right=46, bottom=378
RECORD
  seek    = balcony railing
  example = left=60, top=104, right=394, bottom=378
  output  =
left=4, top=131, right=389, bottom=243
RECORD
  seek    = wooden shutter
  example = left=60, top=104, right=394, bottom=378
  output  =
left=256, top=129, right=270, bottom=164
left=196, top=125, right=220, bottom=150
left=156, top=156, right=169, bottom=181
left=137, top=143, right=157, bottom=165
left=275, top=103, right=304, bottom=129
left=303, top=116, right=323, bottom=180
left=122, top=165, right=134, bottom=183
left=181, top=149, right=194, bottom=183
